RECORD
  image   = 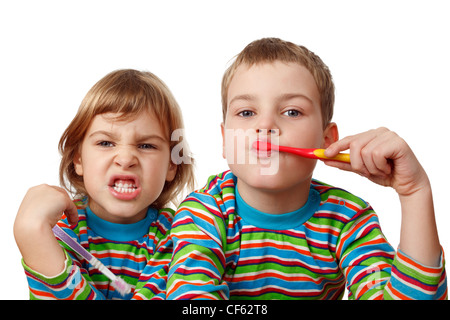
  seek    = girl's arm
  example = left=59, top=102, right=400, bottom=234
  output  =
left=14, top=184, right=79, bottom=276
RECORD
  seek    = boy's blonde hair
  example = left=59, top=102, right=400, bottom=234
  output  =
left=59, top=69, right=195, bottom=209
left=221, top=37, right=335, bottom=129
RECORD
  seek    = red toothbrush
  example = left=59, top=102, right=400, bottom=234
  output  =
left=254, top=141, right=350, bottom=163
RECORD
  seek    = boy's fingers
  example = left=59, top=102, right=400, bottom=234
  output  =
left=322, top=160, right=352, bottom=172
left=325, top=135, right=352, bottom=157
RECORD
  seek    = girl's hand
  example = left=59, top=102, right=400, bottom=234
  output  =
left=15, top=184, right=78, bottom=229
left=14, top=184, right=78, bottom=276
left=323, top=127, right=430, bottom=197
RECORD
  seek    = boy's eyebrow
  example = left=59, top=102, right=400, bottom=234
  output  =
left=277, top=93, right=315, bottom=106
left=229, top=93, right=314, bottom=106
left=228, top=94, right=257, bottom=106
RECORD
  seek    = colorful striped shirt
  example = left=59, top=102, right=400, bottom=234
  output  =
left=167, top=170, right=447, bottom=300
left=22, top=202, right=172, bottom=300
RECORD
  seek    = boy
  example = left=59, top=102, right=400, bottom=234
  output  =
left=166, top=38, right=447, bottom=299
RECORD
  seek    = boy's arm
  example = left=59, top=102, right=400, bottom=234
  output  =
left=324, top=127, right=441, bottom=267
left=166, top=194, right=230, bottom=300
left=336, top=203, right=446, bottom=300
left=133, top=209, right=174, bottom=300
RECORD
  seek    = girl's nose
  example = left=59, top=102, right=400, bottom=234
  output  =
left=114, top=147, right=138, bottom=168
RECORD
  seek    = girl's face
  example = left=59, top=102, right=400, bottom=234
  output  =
left=74, top=111, right=176, bottom=224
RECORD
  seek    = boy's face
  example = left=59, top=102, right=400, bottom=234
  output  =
left=74, top=111, right=176, bottom=223
left=222, top=61, right=337, bottom=208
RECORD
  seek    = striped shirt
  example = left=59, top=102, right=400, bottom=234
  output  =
left=167, top=170, right=447, bottom=300
left=22, top=203, right=172, bottom=300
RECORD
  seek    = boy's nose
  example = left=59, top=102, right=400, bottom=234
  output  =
left=256, top=128, right=278, bottom=134
left=114, top=147, right=138, bottom=168
left=255, top=113, right=279, bottom=135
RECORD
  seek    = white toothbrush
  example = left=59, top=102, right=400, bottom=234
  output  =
left=52, top=224, right=132, bottom=297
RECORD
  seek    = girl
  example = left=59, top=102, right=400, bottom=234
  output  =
left=14, top=69, right=195, bottom=299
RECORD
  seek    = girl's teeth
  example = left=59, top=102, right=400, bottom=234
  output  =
left=113, top=183, right=137, bottom=193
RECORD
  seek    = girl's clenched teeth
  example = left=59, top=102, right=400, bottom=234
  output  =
left=112, top=180, right=137, bottom=194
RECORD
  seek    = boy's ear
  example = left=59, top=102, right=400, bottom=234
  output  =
left=220, top=123, right=226, bottom=159
left=73, top=151, right=84, bottom=176
left=322, top=122, right=339, bottom=148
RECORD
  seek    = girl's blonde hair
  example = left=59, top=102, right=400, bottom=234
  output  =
left=221, top=37, right=335, bottom=129
left=59, top=69, right=195, bottom=209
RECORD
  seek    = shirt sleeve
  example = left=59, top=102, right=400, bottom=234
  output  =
left=133, top=209, right=175, bottom=300
left=337, top=206, right=447, bottom=300
left=166, top=193, right=230, bottom=300
left=22, top=250, right=106, bottom=300
left=384, top=248, right=447, bottom=299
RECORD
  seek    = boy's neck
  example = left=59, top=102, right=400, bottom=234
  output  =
left=236, top=177, right=312, bottom=214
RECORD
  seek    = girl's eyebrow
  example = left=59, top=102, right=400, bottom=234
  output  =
left=88, top=130, right=118, bottom=139
left=135, top=134, right=168, bottom=143
left=88, top=130, right=167, bottom=142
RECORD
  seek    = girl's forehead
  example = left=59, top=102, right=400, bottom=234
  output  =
left=86, top=111, right=167, bottom=136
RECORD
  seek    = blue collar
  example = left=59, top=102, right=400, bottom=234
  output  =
left=235, top=186, right=320, bottom=230
left=85, top=206, right=158, bottom=242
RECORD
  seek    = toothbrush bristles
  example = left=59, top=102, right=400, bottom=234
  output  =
left=254, top=141, right=271, bottom=151
left=113, top=277, right=132, bottom=297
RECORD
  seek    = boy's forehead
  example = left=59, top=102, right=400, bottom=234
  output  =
left=227, top=61, right=320, bottom=105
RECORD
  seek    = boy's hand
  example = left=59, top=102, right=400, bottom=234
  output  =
left=324, top=127, right=430, bottom=197
left=325, top=127, right=442, bottom=267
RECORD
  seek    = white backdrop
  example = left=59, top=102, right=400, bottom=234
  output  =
left=1, top=0, right=449, bottom=300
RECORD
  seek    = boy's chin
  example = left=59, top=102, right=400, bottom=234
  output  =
left=230, top=162, right=314, bottom=192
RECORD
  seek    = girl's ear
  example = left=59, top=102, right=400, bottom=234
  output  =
left=165, top=161, right=177, bottom=182
left=322, top=122, right=339, bottom=148
left=73, top=151, right=84, bottom=176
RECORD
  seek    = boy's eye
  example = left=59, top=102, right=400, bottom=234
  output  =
left=238, top=110, right=255, bottom=117
left=98, top=141, right=114, bottom=147
left=283, top=109, right=301, bottom=117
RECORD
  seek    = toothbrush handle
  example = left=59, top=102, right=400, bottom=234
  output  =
left=52, top=224, right=93, bottom=261
left=313, top=149, right=351, bottom=163
left=53, top=225, right=119, bottom=281
left=273, top=144, right=350, bottom=163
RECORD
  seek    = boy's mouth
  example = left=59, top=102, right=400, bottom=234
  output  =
left=252, top=139, right=278, bottom=158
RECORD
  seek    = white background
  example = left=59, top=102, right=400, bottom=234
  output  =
left=1, top=0, right=449, bottom=300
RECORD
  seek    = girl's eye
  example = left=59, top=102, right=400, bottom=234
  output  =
left=98, top=141, right=114, bottom=147
left=139, top=144, right=156, bottom=150
left=238, top=110, right=255, bottom=117
left=283, top=109, right=302, bottom=117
